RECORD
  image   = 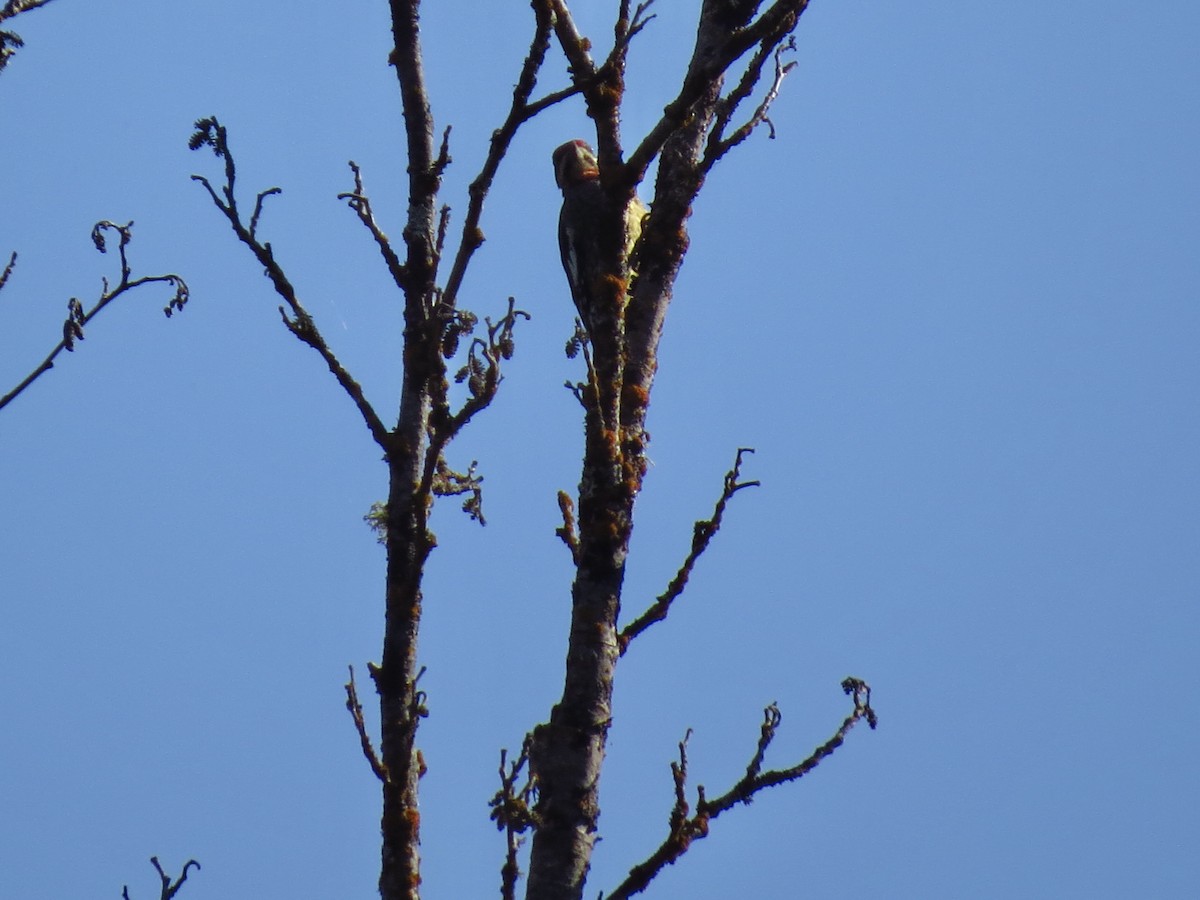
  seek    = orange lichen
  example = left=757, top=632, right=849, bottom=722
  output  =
left=599, top=271, right=628, bottom=299
left=595, top=82, right=622, bottom=109
left=622, top=382, right=650, bottom=409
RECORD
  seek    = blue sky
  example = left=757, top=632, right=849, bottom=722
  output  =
left=1, top=2, right=1197, bottom=898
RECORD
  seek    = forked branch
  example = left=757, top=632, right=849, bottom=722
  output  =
left=121, top=857, right=200, bottom=900
left=703, top=36, right=799, bottom=171
left=189, top=117, right=391, bottom=451
left=607, top=680, right=877, bottom=899
left=338, top=161, right=408, bottom=292
left=440, top=0, right=570, bottom=309
left=624, top=0, right=812, bottom=185
left=614, top=0, right=657, bottom=52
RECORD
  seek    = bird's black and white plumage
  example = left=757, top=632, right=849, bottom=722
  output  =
left=552, top=139, right=646, bottom=333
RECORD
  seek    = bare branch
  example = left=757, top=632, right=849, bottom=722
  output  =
left=249, top=187, right=282, bottom=241
left=0, top=224, right=189, bottom=413
left=547, top=0, right=596, bottom=82
left=189, top=117, right=392, bottom=451
left=610, top=0, right=657, bottom=74
left=619, top=448, right=759, bottom=652
left=524, top=81, right=583, bottom=118
left=440, top=0, right=557, bottom=309
left=337, top=161, right=408, bottom=292
left=703, top=36, right=798, bottom=171
left=607, top=681, right=876, bottom=899
left=121, top=857, right=201, bottom=900
left=625, top=0, right=812, bottom=185
left=345, top=666, right=389, bottom=783
left=604, top=728, right=704, bottom=900
left=703, top=679, right=878, bottom=816
left=435, top=204, right=451, bottom=261
left=433, top=123, right=452, bottom=178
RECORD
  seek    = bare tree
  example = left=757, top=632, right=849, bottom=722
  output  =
left=8, top=2, right=874, bottom=899
left=187, top=3, right=874, bottom=898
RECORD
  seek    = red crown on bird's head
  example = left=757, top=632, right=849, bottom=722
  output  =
left=553, top=139, right=600, bottom=190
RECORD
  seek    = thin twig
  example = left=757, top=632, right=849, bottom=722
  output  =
left=619, top=448, right=759, bottom=652
left=337, top=161, right=408, bottom=292
left=345, top=665, right=389, bottom=783
left=440, top=0, right=560, bottom=309
left=703, top=37, right=799, bottom=172
left=624, top=1, right=812, bottom=185
left=611, top=0, right=657, bottom=71
left=704, top=679, right=878, bottom=815
left=249, top=187, right=282, bottom=240
left=0, top=250, right=16, bottom=293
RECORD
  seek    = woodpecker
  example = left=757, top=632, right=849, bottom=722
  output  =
left=552, top=139, right=647, bottom=333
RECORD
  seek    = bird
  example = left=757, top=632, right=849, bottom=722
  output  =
left=552, top=139, right=647, bottom=334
